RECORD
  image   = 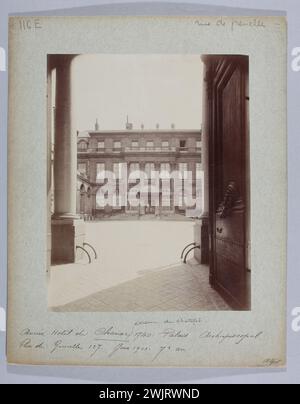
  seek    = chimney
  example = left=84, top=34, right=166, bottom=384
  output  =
left=126, top=115, right=133, bottom=130
left=95, top=118, right=99, bottom=131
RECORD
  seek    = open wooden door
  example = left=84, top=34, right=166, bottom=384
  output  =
left=206, top=55, right=250, bottom=310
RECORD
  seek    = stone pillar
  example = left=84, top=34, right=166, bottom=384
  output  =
left=51, top=55, right=85, bottom=264
left=76, top=185, right=81, bottom=215
left=91, top=189, right=97, bottom=219
left=194, top=59, right=210, bottom=265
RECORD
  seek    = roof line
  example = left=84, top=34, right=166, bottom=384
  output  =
left=83, top=129, right=201, bottom=135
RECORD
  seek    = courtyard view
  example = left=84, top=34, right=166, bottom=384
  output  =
left=49, top=220, right=229, bottom=312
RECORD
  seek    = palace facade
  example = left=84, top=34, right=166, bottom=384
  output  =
left=76, top=123, right=202, bottom=219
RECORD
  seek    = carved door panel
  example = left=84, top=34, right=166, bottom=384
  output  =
left=210, top=58, right=249, bottom=310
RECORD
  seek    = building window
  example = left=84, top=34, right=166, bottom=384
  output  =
left=114, top=141, right=121, bottom=150
left=78, top=141, right=87, bottom=150
left=160, top=163, right=171, bottom=179
left=132, top=140, right=139, bottom=148
left=96, top=163, right=105, bottom=182
left=113, top=162, right=125, bottom=179
left=97, top=141, right=105, bottom=150
left=145, top=163, right=155, bottom=177
left=196, top=163, right=202, bottom=174
left=78, top=163, right=87, bottom=175
left=196, top=140, right=201, bottom=149
left=129, top=162, right=140, bottom=173
left=178, top=163, right=188, bottom=175
left=160, top=163, right=170, bottom=173
left=162, top=141, right=169, bottom=149
left=179, top=140, right=186, bottom=149
left=146, top=141, right=154, bottom=149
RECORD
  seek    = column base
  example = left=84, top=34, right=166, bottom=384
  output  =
left=51, top=218, right=85, bottom=265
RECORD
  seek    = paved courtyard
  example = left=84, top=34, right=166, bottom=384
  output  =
left=49, top=221, right=229, bottom=312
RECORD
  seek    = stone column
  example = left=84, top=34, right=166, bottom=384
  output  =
left=91, top=188, right=97, bottom=219
left=51, top=55, right=85, bottom=264
left=76, top=185, right=81, bottom=215
left=194, top=58, right=210, bottom=265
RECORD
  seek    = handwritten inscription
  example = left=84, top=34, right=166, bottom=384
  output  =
left=15, top=318, right=264, bottom=364
left=262, top=358, right=283, bottom=367
left=50, top=340, right=84, bottom=355
left=19, top=338, right=45, bottom=350
left=18, top=19, right=42, bottom=32
left=160, top=328, right=189, bottom=338
left=194, top=17, right=267, bottom=32
left=21, top=328, right=46, bottom=337
left=199, top=330, right=263, bottom=345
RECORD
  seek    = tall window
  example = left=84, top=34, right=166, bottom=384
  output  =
left=160, top=163, right=170, bottom=172
left=113, top=162, right=125, bottom=179
left=132, top=140, right=139, bottom=148
left=160, top=163, right=171, bottom=179
left=114, top=141, right=121, bottom=150
left=78, top=163, right=87, bottom=175
left=145, top=163, right=155, bottom=177
left=196, top=140, right=201, bottom=149
left=179, top=140, right=186, bottom=149
left=129, top=162, right=140, bottom=173
left=162, top=141, right=169, bottom=149
left=96, top=163, right=105, bottom=182
left=97, top=141, right=105, bottom=150
left=178, top=163, right=188, bottom=175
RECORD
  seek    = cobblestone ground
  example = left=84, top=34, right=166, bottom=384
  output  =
left=53, top=260, right=229, bottom=312
left=49, top=221, right=230, bottom=312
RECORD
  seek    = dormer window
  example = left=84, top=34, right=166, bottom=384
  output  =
left=78, top=141, right=87, bottom=150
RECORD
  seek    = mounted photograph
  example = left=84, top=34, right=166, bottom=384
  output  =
left=7, top=15, right=287, bottom=368
left=47, top=54, right=250, bottom=313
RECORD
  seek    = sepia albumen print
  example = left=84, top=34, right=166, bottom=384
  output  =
left=47, top=54, right=250, bottom=313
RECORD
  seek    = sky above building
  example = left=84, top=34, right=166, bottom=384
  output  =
left=71, top=54, right=203, bottom=132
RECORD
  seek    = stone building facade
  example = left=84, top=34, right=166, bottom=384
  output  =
left=76, top=124, right=202, bottom=219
